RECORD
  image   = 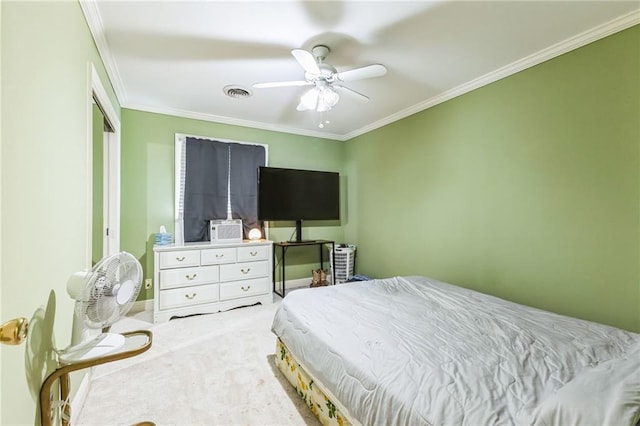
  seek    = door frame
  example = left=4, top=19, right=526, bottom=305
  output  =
left=87, top=64, right=121, bottom=267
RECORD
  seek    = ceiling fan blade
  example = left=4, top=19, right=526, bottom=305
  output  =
left=253, top=80, right=312, bottom=88
left=296, top=101, right=311, bottom=111
left=291, top=49, right=321, bottom=75
left=335, top=85, right=370, bottom=102
left=336, top=64, right=387, bottom=82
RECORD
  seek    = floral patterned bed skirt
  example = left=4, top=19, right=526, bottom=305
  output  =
left=275, top=338, right=352, bottom=426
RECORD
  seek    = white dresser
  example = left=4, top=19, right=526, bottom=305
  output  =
left=153, top=240, right=273, bottom=323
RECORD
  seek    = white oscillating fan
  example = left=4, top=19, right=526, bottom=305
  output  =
left=58, top=252, right=143, bottom=364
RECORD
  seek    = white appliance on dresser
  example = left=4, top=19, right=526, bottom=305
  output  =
left=153, top=240, right=273, bottom=323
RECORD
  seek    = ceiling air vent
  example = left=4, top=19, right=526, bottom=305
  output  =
left=223, top=85, right=252, bottom=99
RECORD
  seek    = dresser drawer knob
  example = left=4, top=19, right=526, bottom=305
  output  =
left=240, top=268, right=250, bottom=274
left=184, top=293, right=197, bottom=299
left=176, top=256, right=186, bottom=262
left=185, top=274, right=197, bottom=280
left=215, top=254, right=224, bottom=258
left=250, top=251, right=258, bottom=256
left=241, top=286, right=251, bottom=292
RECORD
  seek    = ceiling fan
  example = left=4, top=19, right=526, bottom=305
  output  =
left=253, top=45, right=387, bottom=113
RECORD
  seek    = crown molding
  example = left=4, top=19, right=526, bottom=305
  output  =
left=344, top=8, right=640, bottom=141
left=79, top=0, right=128, bottom=105
left=82, top=3, right=638, bottom=142
left=124, top=103, right=348, bottom=141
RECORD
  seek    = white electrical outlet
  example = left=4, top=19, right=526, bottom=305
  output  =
left=144, top=278, right=153, bottom=289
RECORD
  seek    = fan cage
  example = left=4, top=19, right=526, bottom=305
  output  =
left=78, top=252, right=142, bottom=329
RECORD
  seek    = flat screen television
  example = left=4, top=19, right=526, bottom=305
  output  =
left=257, top=166, right=339, bottom=242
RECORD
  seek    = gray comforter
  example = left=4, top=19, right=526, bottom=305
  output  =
left=271, top=276, right=640, bottom=425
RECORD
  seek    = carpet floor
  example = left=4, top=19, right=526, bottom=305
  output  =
left=75, top=298, right=319, bottom=426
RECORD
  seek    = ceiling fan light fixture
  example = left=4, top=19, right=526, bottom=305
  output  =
left=300, top=87, right=319, bottom=110
left=300, top=85, right=340, bottom=112
left=318, top=86, right=339, bottom=111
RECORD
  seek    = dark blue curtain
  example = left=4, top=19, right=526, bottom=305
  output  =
left=184, top=138, right=229, bottom=242
left=230, top=143, right=266, bottom=236
left=184, top=137, right=265, bottom=242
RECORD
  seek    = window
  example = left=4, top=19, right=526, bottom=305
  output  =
left=174, top=134, right=267, bottom=244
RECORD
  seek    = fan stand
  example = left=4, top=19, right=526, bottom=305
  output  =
left=39, top=329, right=153, bottom=426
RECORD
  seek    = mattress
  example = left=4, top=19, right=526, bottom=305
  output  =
left=271, top=276, right=640, bottom=425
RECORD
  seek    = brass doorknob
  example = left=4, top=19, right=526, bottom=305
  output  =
left=0, top=317, right=29, bottom=345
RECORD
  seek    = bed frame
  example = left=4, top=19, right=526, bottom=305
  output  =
left=274, top=338, right=357, bottom=426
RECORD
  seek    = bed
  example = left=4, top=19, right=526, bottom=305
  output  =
left=271, top=276, right=640, bottom=425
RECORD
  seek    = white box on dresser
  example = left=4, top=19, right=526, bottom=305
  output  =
left=153, top=240, right=273, bottom=323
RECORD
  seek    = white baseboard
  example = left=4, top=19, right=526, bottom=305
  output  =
left=277, top=274, right=335, bottom=291
left=279, top=278, right=310, bottom=289
left=70, top=370, right=92, bottom=424
left=130, top=299, right=153, bottom=314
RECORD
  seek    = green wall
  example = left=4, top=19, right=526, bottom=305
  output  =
left=345, top=25, right=640, bottom=332
left=1, top=1, right=120, bottom=424
left=1, top=2, right=635, bottom=424
left=120, top=109, right=345, bottom=300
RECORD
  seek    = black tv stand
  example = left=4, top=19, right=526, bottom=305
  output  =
left=272, top=239, right=336, bottom=297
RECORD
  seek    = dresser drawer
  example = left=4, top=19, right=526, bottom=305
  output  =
left=153, top=241, right=273, bottom=323
left=220, top=277, right=269, bottom=301
left=159, top=265, right=219, bottom=290
left=201, top=247, right=237, bottom=265
left=220, top=260, right=268, bottom=282
left=158, top=250, right=200, bottom=269
left=159, top=283, right=219, bottom=310
left=237, top=245, right=269, bottom=262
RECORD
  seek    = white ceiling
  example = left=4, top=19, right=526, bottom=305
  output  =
left=84, top=1, right=639, bottom=141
